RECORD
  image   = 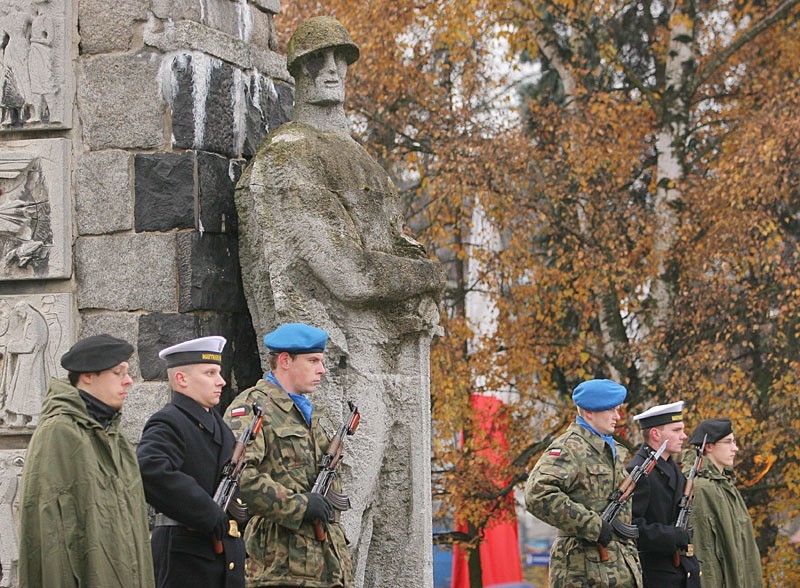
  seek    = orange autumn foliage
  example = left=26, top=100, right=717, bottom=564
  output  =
left=275, top=1, right=800, bottom=583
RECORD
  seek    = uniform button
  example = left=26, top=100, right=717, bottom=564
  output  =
left=199, top=423, right=205, bottom=430
left=229, top=562, right=235, bottom=570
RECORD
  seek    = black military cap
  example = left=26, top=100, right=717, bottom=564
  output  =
left=688, top=418, right=734, bottom=446
left=60, top=334, right=134, bottom=372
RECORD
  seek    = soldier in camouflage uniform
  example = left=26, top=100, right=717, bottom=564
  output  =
left=225, top=323, right=353, bottom=587
left=525, top=379, right=643, bottom=587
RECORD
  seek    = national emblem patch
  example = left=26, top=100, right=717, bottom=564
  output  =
left=230, top=406, right=247, bottom=418
left=549, top=448, right=562, bottom=456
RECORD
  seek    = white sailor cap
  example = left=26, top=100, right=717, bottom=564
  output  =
left=633, top=400, right=684, bottom=428
left=158, top=336, right=227, bottom=368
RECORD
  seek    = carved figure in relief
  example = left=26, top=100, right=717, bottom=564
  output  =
left=27, top=0, right=56, bottom=124
left=0, top=10, right=32, bottom=126
left=0, top=154, right=52, bottom=273
left=0, top=299, right=10, bottom=408
left=0, top=454, right=24, bottom=588
left=39, top=294, right=61, bottom=379
left=2, top=301, right=49, bottom=428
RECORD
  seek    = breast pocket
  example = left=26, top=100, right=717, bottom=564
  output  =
left=586, top=463, right=614, bottom=507
left=273, top=424, right=314, bottom=487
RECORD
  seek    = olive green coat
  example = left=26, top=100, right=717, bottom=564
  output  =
left=224, top=379, right=353, bottom=587
left=18, top=378, right=154, bottom=588
left=525, top=423, right=643, bottom=587
left=685, top=459, right=763, bottom=588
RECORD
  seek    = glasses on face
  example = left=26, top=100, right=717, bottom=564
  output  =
left=110, top=368, right=131, bottom=379
left=716, top=438, right=737, bottom=446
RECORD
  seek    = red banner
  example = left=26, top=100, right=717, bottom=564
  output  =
left=451, top=394, right=523, bottom=587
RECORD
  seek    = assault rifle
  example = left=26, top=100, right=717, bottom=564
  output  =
left=597, top=439, right=668, bottom=562
left=674, top=434, right=707, bottom=566
left=310, top=400, right=360, bottom=541
left=212, top=402, right=264, bottom=554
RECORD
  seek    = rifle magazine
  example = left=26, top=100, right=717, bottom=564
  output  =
left=326, top=489, right=351, bottom=511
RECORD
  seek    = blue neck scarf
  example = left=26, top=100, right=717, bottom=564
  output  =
left=576, top=415, right=616, bottom=458
left=265, top=371, right=313, bottom=426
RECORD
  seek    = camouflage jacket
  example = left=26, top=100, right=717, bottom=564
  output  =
left=525, top=422, right=643, bottom=588
left=224, top=379, right=353, bottom=587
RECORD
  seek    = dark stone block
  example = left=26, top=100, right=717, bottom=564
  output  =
left=232, top=311, right=262, bottom=391
left=177, top=232, right=244, bottom=312
left=138, top=313, right=197, bottom=380
left=203, top=62, right=235, bottom=157
left=269, top=81, right=294, bottom=133
left=198, top=151, right=239, bottom=234
left=134, top=152, right=196, bottom=232
left=242, top=76, right=294, bottom=159
left=197, top=314, right=238, bottom=410
left=170, top=55, right=195, bottom=149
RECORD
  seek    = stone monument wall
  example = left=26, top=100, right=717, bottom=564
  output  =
left=0, top=1, right=291, bottom=586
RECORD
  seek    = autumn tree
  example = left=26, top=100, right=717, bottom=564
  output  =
left=275, top=1, right=800, bottom=583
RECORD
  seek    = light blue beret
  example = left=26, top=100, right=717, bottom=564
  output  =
left=263, top=323, right=328, bottom=354
left=572, top=379, right=627, bottom=411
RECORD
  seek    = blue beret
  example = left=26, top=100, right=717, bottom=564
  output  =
left=263, top=323, right=328, bottom=354
left=572, top=379, right=627, bottom=411
left=60, top=334, right=134, bottom=372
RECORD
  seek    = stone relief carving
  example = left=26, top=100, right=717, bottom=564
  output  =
left=0, top=138, right=70, bottom=280
left=0, top=293, right=72, bottom=431
left=0, top=0, right=68, bottom=130
left=0, top=451, right=24, bottom=588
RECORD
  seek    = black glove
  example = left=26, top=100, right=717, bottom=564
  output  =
left=213, top=508, right=229, bottom=539
left=303, top=492, right=334, bottom=523
left=675, top=527, right=691, bottom=550
left=598, top=520, right=613, bottom=546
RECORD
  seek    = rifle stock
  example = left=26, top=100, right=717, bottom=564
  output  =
left=311, top=401, right=360, bottom=541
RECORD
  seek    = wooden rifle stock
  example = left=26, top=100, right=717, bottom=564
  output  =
left=312, top=401, right=360, bottom=541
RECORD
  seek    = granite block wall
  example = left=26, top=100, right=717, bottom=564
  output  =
left=0, top=1, right=290, bottom=585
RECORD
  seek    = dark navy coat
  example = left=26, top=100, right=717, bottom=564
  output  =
left=137, top=392, right=245, bottom=588
left=628, top=443, right=702, bottom=588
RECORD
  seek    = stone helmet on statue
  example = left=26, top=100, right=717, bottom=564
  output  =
left=286, top=16, right=360, bottom=78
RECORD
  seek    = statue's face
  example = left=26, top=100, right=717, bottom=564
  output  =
left=298, top=47, right=348, bottom=106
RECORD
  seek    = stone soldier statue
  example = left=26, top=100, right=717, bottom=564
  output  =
left=525, top=379, right=643, bottom=587
left=235, top=16, right=445, bottom=586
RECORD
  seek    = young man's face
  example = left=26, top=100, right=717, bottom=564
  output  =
left=282, top=352, right=326, bottom=395
left=706, top=433, right=738, bottom=469
left=653, top=422, right=687, bottom=457
left=81, top=361, right=133, bottom=410
left=585, top=406, right=620, bottom=435
left=180, top=364, right=226, bottom=410
left=299, top=47, right=347, bottom=106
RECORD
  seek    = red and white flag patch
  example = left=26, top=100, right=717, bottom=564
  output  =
left=230, top=406, right=247, bottom=418
left=549, top=448, right=562, bottom=456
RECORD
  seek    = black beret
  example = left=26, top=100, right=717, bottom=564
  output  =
left=688, top=418, right=734, bottom=446
left=60, top=334, right=134, bottom=373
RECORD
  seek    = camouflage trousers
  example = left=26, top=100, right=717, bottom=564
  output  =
left=549, top=535, right=643, bottom=587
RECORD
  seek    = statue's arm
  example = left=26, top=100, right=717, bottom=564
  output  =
left=265, top=180, right=446, bottom=305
